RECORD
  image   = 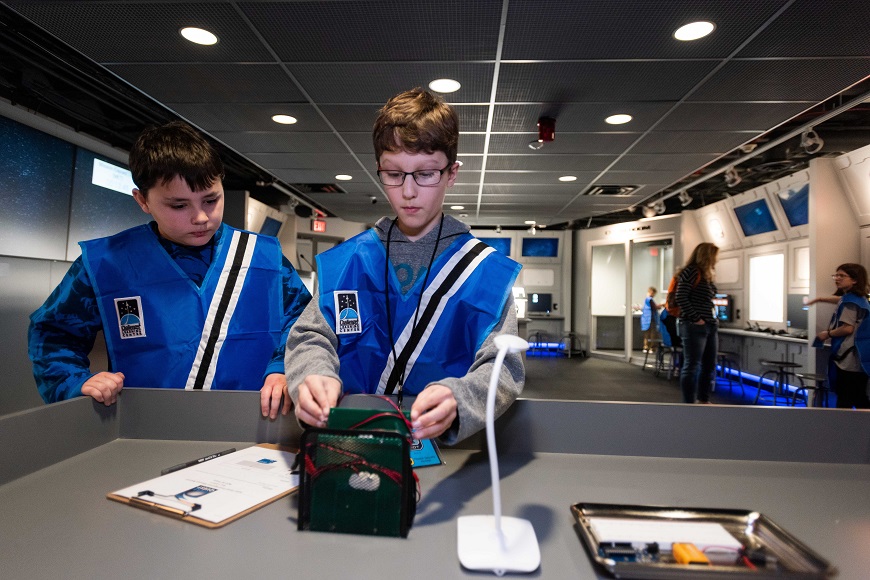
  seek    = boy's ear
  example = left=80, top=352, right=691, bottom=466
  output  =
left=132, top=189, right=152, bottom=214
left=446, top=161, right=460, bottom=187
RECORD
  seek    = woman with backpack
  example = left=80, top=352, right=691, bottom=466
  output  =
left=675, top=243, right=720, bottom=404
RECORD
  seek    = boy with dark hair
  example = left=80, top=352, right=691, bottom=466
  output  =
left=29, top=121, right=311, bottom=405
left=266, top=89, right=524, bottom=444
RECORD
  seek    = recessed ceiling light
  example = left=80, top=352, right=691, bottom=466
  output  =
left=524, top=220, right=536, bottom=225
left=335, top=174, right=352, bottom=181
left=271, top=114, right=297, bottom=125
left=180, top=27, right=218, bottom=46
left=605, top=114, right=632, bottom=125
left=674, top=21, right=715, bottom=41
left=450, top=205, right=465, bottom=210
left=558, top=175, right=577, bottom=182
left=429, top=78, right=461, bottom=93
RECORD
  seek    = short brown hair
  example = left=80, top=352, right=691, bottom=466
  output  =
left=129, top=121, right=224, bottom=196
left=373, top=88, right=459, bottom=164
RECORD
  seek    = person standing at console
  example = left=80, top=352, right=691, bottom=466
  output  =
left=29, top=121, right=311, bottom=405
left=675, top=243, right=719, bottom=404
left=266, top=88, right=524, bottom=444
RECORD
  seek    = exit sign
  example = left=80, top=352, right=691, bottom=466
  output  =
left=311, top=219, right=327, bottom=233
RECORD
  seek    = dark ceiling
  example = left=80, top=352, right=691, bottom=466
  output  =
left=2, top=0, right=870, bottom=229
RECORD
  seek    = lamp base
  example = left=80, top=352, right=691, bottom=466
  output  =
left=457, top=515, right=541, bottom=575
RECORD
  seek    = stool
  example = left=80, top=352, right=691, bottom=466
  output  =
left=560, top=332, right=587, bottom=358
left=793, top=373, right=830, bottom=408
left=527, top=331, right=545, bottom=355
left=754, top=360, right=805, bottom=406
left=655, top=345, right=682, bottom=380
left=642, top=338, right=662, bottom=370
left=716, top=351, right=744, bottom=397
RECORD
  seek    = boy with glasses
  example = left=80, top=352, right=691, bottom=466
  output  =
left=265, top=88, right=524, bottom=444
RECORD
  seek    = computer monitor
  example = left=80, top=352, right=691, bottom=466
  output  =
left=259, top=216, right=284, bottom=237
left=775, top=183, right=809, bottom=228
left=733, top=199, right=778, bottom=237
left=521, top=237, right=558, bottom=258
left=478, top=237, right=511, bottom=256
left=528, top=292, right=552, bottom=314
left=712, top=293, right=732, bottom=322
left=786, top=293, right=809, bottom=330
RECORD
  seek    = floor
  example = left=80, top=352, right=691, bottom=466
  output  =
left=521, top=353, right=799, bottom=406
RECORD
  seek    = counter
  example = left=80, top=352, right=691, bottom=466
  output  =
left=2, top=391, right=869, bottom=579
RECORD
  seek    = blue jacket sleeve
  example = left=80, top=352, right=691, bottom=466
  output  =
left=263, top=255, right=312, bottom=376
left=28, top=258, right=103, bottom=403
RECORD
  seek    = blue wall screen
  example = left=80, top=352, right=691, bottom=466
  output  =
left=733, top=199, right=778, bottom=237
left=478, top=237, right=511, bottom=256
left=775, top=183, right=809, bottom=227
left=521, top=237, right=559, bottom=257
left=260, top=216, right=283, bottom=237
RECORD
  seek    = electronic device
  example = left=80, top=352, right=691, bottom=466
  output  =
left=733, top=199, right=778, bottom=237
left=786, top=293, right=809, bottom=330
left=527, top=292, right=552, bottom=315
left=478, top=237, right=511, bottom=257
left=521, top=237, right=558, bottom=258
left=712, top=293, right=732, bottom=322
left=775, top=183, right=809, bottom=227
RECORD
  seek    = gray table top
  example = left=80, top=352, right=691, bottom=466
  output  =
left=2, top=437, right=868, bottom=579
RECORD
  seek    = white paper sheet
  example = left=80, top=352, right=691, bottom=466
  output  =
left=111, top=446, right=298, bottom=524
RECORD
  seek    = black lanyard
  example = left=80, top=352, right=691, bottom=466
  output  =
left=384, top=214, right=444, bottom=408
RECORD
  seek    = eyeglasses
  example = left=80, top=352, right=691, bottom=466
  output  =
left=376, top=165, right=451, bottom=187
left=832, top=274, right=852, bottom=279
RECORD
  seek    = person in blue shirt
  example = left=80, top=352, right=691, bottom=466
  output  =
left=267, top=89, right=524, bottom=444
left=29, top=121, right=311, bottom=406
left=640, top=286, right=658, bottom=352
left=807, top=263, right=870, bottom=409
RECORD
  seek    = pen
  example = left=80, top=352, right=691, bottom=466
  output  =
left=161, top=448, right=237, bottom=475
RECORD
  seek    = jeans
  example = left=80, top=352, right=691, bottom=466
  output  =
left=677, top=319, right=718, bottom=403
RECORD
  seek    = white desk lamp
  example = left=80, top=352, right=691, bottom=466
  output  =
left=457, top=334, right=540, bottom=575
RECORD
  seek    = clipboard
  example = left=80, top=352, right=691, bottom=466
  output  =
left=107, top=443, right=298, bottom=529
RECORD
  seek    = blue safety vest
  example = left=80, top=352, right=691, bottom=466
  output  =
left=829, top=293, right=870, bottom=375
left=80, top=224, right=283, bottom=390
left=316, top=229, right=521, bottom=396
left=641, top=296, right=654, bottom=331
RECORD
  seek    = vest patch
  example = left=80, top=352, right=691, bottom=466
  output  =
left=114, top=296, right=146, bottom=339
left=335, top=291, right=362, bottom=334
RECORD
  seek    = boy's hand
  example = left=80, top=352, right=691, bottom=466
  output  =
left=81, top=372, right=125, bottom=406
left=410, top=384, right=457, bottom=440
left=260, top=373, right=290, bottom=419
left=295, top=375, right=341, bottom=427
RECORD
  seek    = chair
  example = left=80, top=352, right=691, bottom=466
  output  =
left=560, top=332, right=587, bottom=358
left=642, top=338, right=662, bottom=371
left=793, top=373, right=830, bottom=408
left=754, top=360, right=805, bottom=406
left=716, top=351, right=744, bottom=397
left=655, top=311, right=681, bottom=380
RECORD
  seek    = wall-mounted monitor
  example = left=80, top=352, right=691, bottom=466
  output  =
left=527, top=292, right=552, bottom=315
left=478, top=237, right=511, bottom=256
left=712, top=293, right=733, bottom=323
left=774, top=182, right=809, bottom=227
left=733, top=199, right=778, bottom=237
left=521, top=237, right=558, bottom=258
left=786, top=293, right=809, bottom=330
left=67, top=148, right=148, bottom=261
left=260, top=216, right=284, bottom=237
